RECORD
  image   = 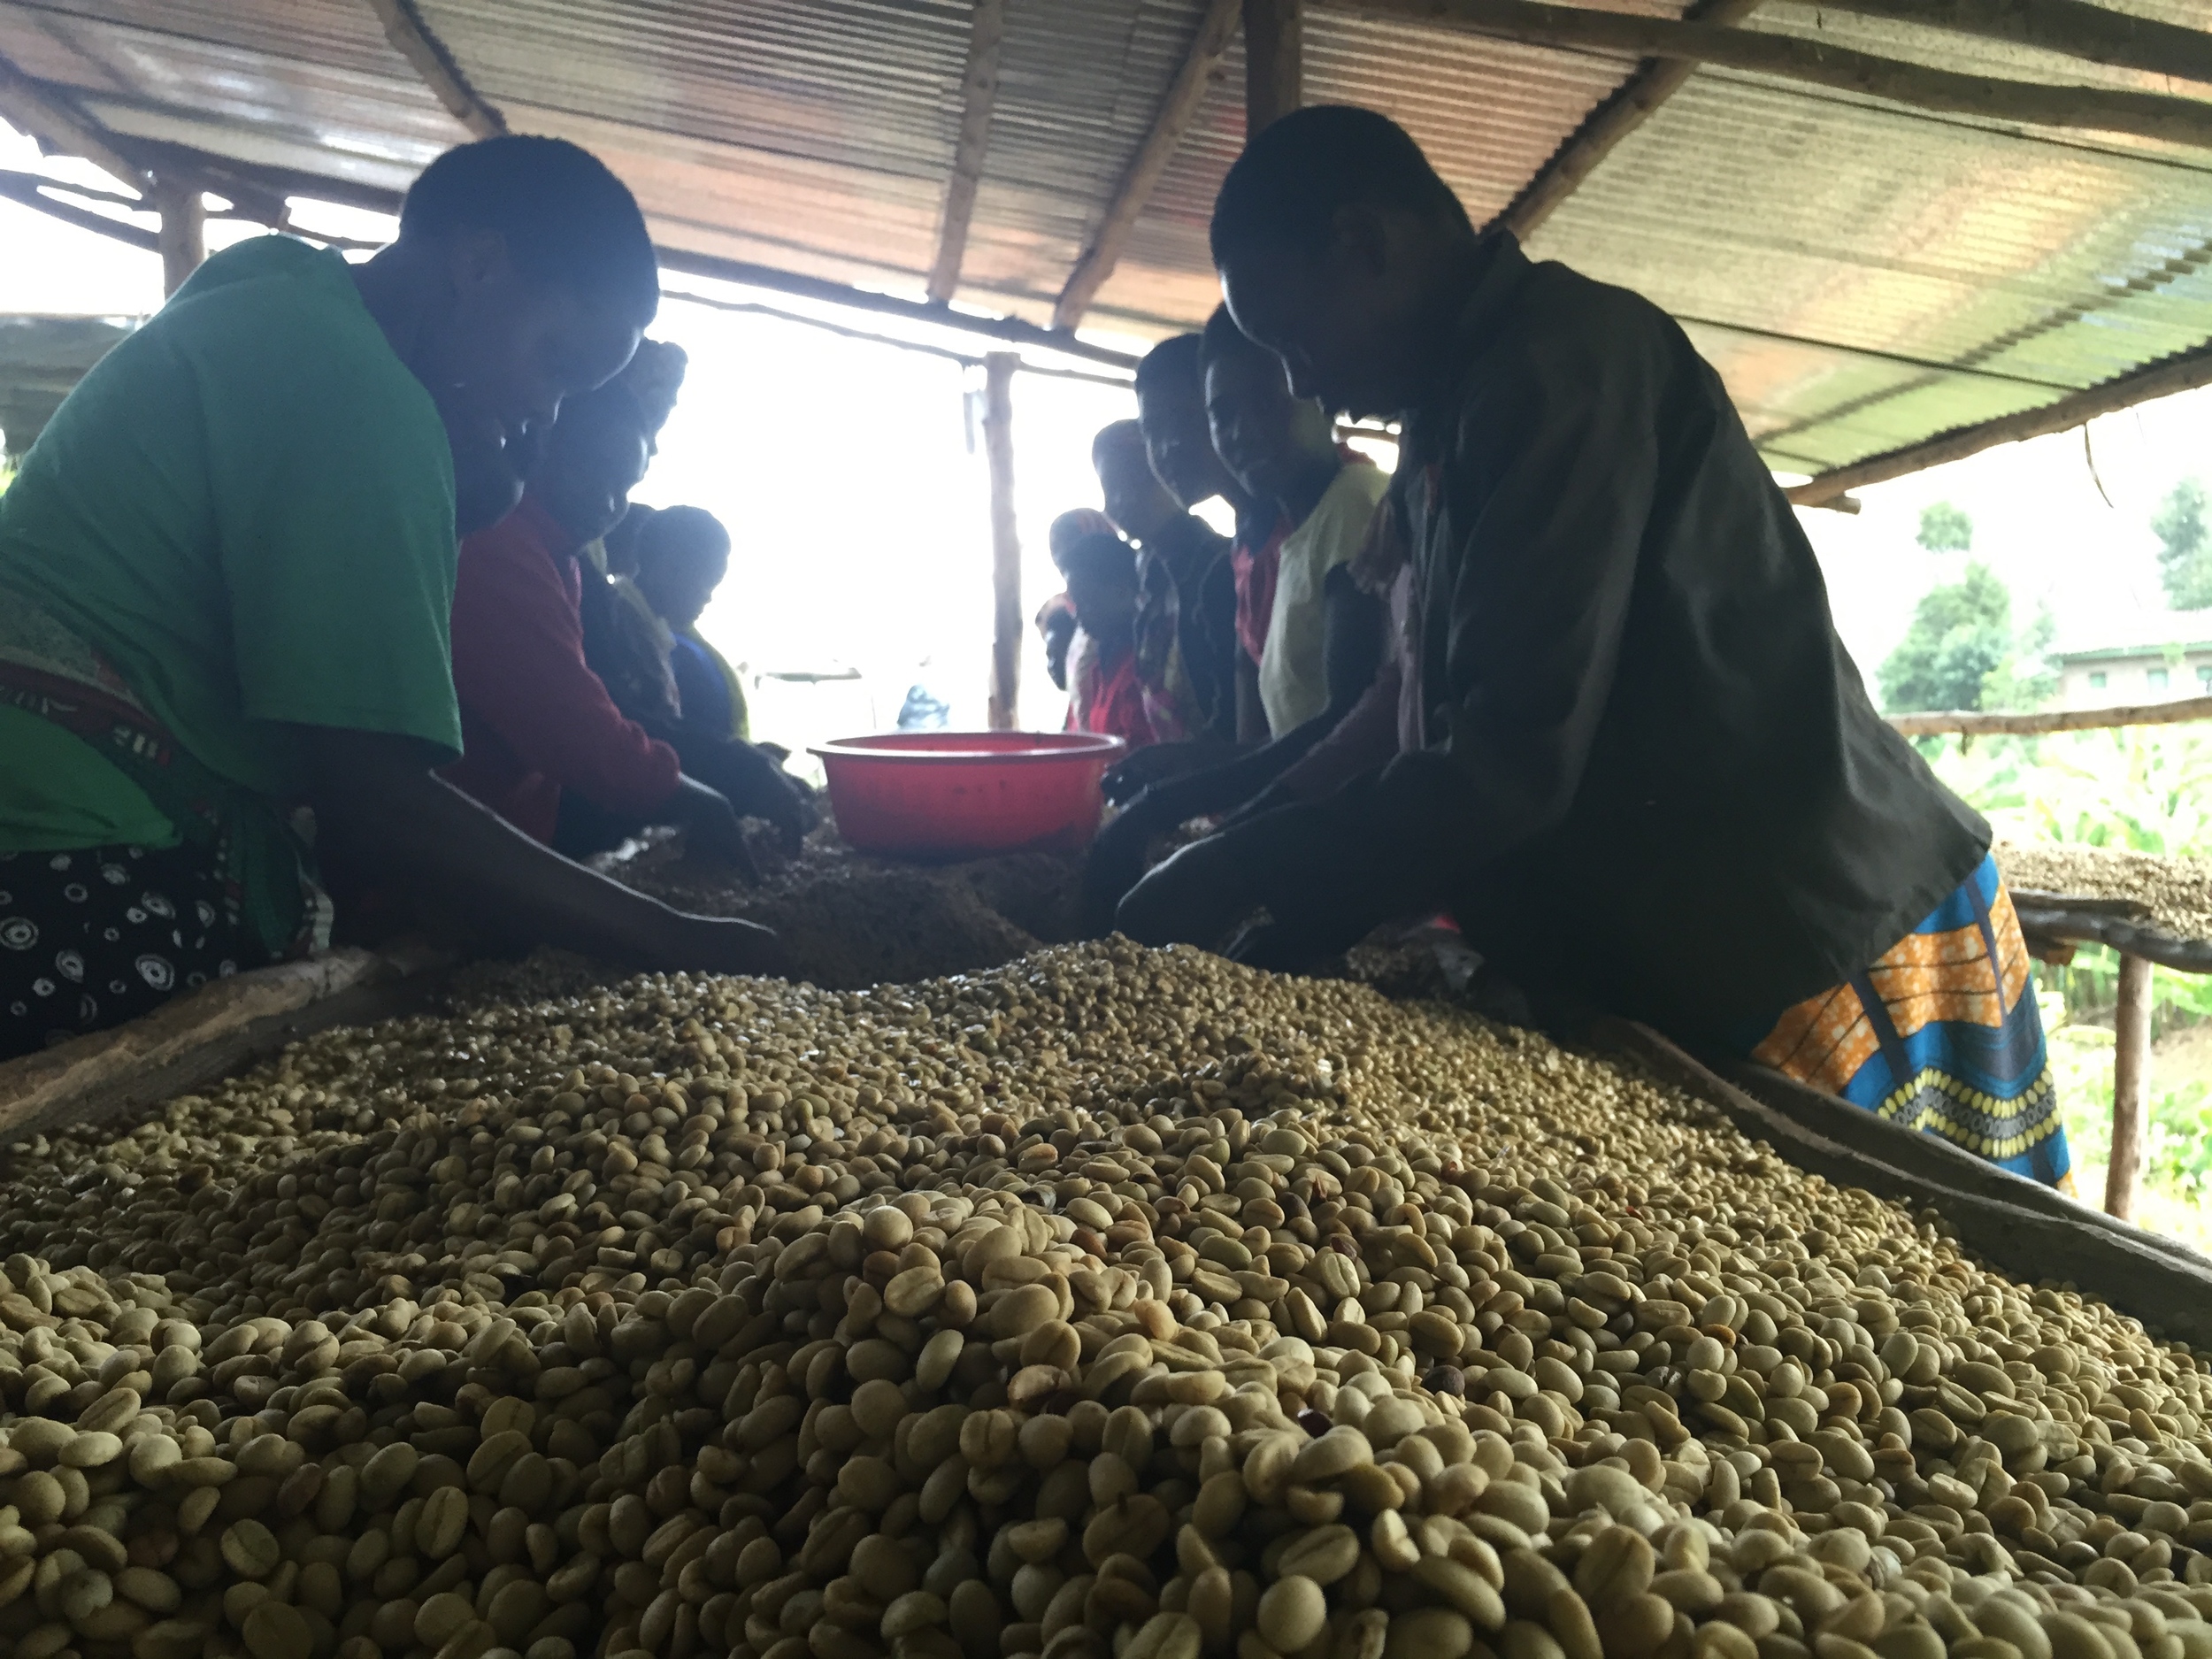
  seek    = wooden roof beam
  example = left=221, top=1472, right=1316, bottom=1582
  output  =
left=0, top=51, right=151, bottom=196
left=1053, top=0, right=1242, bottom=332
left=362, top=0, right=505, bottom=139
left=1324, top=0, right=2212, bottom=150
left=1825, top=0, right=2212, bottom=88
left=1244, top=0, right=1303, bottom=135
left=1785, top=341, right=2212, bottom=506
left=926, top=0, right=1009, bottom=305
left=1500, top=0, right=1760, bottom=240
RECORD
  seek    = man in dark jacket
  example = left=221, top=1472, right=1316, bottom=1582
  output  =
left=1119, top=106, right=2068, bottom=1186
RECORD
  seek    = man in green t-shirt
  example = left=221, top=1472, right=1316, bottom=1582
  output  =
left=0, top=135, right=779, bottom=1058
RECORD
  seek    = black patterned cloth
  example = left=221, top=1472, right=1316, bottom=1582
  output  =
left=0, top=843, right=267, bottom=1060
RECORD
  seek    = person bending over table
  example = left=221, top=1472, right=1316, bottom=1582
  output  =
left=445, top=384, right=802, bottom=870
left=1118, top=106, right=2070, bottom=1188
left=0, top=136, right=779, bottom=1059
left=1084, top=310, right=1394, bottom=930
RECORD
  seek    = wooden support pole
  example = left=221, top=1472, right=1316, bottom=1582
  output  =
left=983, top=352, right=1022, bottom=731
left=0, top=52, right=153, bottom=196
left=362, top=0, right=506, bottom=137
left=1322, top=0, right=2212, bottom=150
left=928, top=0, right=1010, bottom=305
left=1787, top=343, right=2212, bottom=507
left=1054, top=0, right=1244, bottom=332
left=1501, top=0, right=1761, bottom=240
left=2107, top=951, right=2153, bottom=1222
left=1827, top=0, right=2212, bottom=87
left=152, top=180, right=205, bottom=297
left=1243, top=0, right=1303, bottom=137
left=1888, top=693, right=2212, bottom=739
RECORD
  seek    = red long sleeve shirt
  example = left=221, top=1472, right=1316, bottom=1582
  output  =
left=443, top=495, right=680, bottom=844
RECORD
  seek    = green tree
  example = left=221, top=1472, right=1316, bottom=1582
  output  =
left=1916, top=501, right=1974, bottom=554
left=1879, top=561, right=2030, bottom=713
left=2154, top=478, right=2212, bottom=609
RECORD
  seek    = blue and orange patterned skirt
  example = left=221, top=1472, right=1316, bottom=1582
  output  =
left=1733, top=853, right=2072, bottom=1189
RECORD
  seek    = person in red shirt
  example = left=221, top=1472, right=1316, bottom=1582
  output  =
left=445, top=385, right=761, bottom=867
left=1060, top=531, right=1154, bottom=750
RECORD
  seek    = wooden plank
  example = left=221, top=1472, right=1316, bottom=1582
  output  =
left=655, top=247, right=1141, bottom=372
left=2012, top=902, right=2212, bottom=976
left=1829, top=0, right=2212, bottom=86
left=1886, top=693, right=2212, bottom=737
left=0, top=51, right=151, bottom=196
left=1601, top=1020, right=2212, bottom=1347
left=1244, top=0, right=1303, bottom=136
left=1687, top=1036, right=2208, bottom=1268
left=927, top=0, right=1010, bottom=305
left=1324, top=0, right=2212, bottom=149
left=1053, top=0, right=1243, bottom=332
left=983, top=352, right=1022, bottom=730
left=2108, top=952, right=2153, bottom=1221
left=361, top=0, right=505, bottom=138
left=153, top=180, right=205, bottom=296
left=1788, top=344, right=2212, bottom=506
left=0, top=948, right=449, bottom=1145
left=1500, top=0, right=1761, bottom=240
left=0, top=171, right=158, bottom=250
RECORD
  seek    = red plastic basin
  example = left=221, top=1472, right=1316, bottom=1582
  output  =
left=810, top=731, right=1127, bottom=858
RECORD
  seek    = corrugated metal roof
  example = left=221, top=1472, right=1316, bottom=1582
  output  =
left=4, top=0, right=2212, bottom=476
left=1525, top=51, right=2212, bottom=472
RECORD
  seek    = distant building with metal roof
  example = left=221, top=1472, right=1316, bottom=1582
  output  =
left=2053, top=608, right=2212, bottom=709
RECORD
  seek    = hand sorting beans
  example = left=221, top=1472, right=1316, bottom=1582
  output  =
left=0, top=940, right=2204, bottom=1659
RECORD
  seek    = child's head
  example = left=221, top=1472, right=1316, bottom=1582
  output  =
left=1090, top=420, right=1179, bottom=543
left=1202, top=303, right=1334, bottom=507
left=530, top=383, right=650, bottom=544
left=1060, top=532, right=1140, bottom=649
left=1049, top=509, right=1118, bottom=573
left=633, top=504, right=733, bottom=629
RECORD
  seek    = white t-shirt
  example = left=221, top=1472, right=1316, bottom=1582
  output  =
left=1258, top=461, right=1391, bottom=737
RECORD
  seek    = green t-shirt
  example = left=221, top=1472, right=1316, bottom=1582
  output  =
left=0, top=235, right=464, bottom=853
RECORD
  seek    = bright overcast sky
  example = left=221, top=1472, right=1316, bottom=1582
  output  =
left=5, top=113, right=2209, bottom=749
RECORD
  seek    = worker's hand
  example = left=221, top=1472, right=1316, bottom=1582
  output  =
left=1224, top=904, right=1381, bottom=973
left=634, top=909, right=788, bottom=978
left=1102, top=741, right=1227, bottom=806
left=710, top=743, right=818, bottom=854
left=1113, top=827, right=1270, bottom=950
left=665, top=777, right=764, bottom=884
left=1083, top=795, right=1174, bottom=936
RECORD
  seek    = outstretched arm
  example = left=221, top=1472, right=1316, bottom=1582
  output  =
left=303, top=726, right=782, bottom=973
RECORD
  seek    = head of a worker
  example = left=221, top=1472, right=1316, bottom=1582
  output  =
left=1062, top=532, right=1141, bottom=651
left=386, top=135, right=661, bottom=535
left=1133, top=334, right=1236, bottom=512
left=1091, top=420, right=1181, bottom=545
left=1201, top=303, right=1335, bottom=509
left=1048, top=509, right=1118, bottom=577
left=1210, top=105, right=1478, bottom=421
left=634, top=505, right=732, bottom=631
left=529, top=383, right=650, bottom=546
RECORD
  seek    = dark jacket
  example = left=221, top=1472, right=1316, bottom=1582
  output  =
left=1365, top=234, right=1987, bottom=1035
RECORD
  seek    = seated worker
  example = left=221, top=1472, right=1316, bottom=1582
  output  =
left=0, top=135, right=779, bottom=1059
left=1130, top=336, right=1277, bottom=748
left=1202, top=304, right=1387, bottom=737
left=1047, top=509, right=1120, bottom=713
left=1083, top=309, right=1392, bottom=929
left=447, top=388, right=810, bottom=864
left=633, top=505, right=750, bottom=742
left=1037, top=594, right=1078, bottom=695
left=1119, top=106, right=2070, bottom=1187
left=1059, top=532, right=1154, bottom=749
left=1090, top=419, right=1239, bottom=748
